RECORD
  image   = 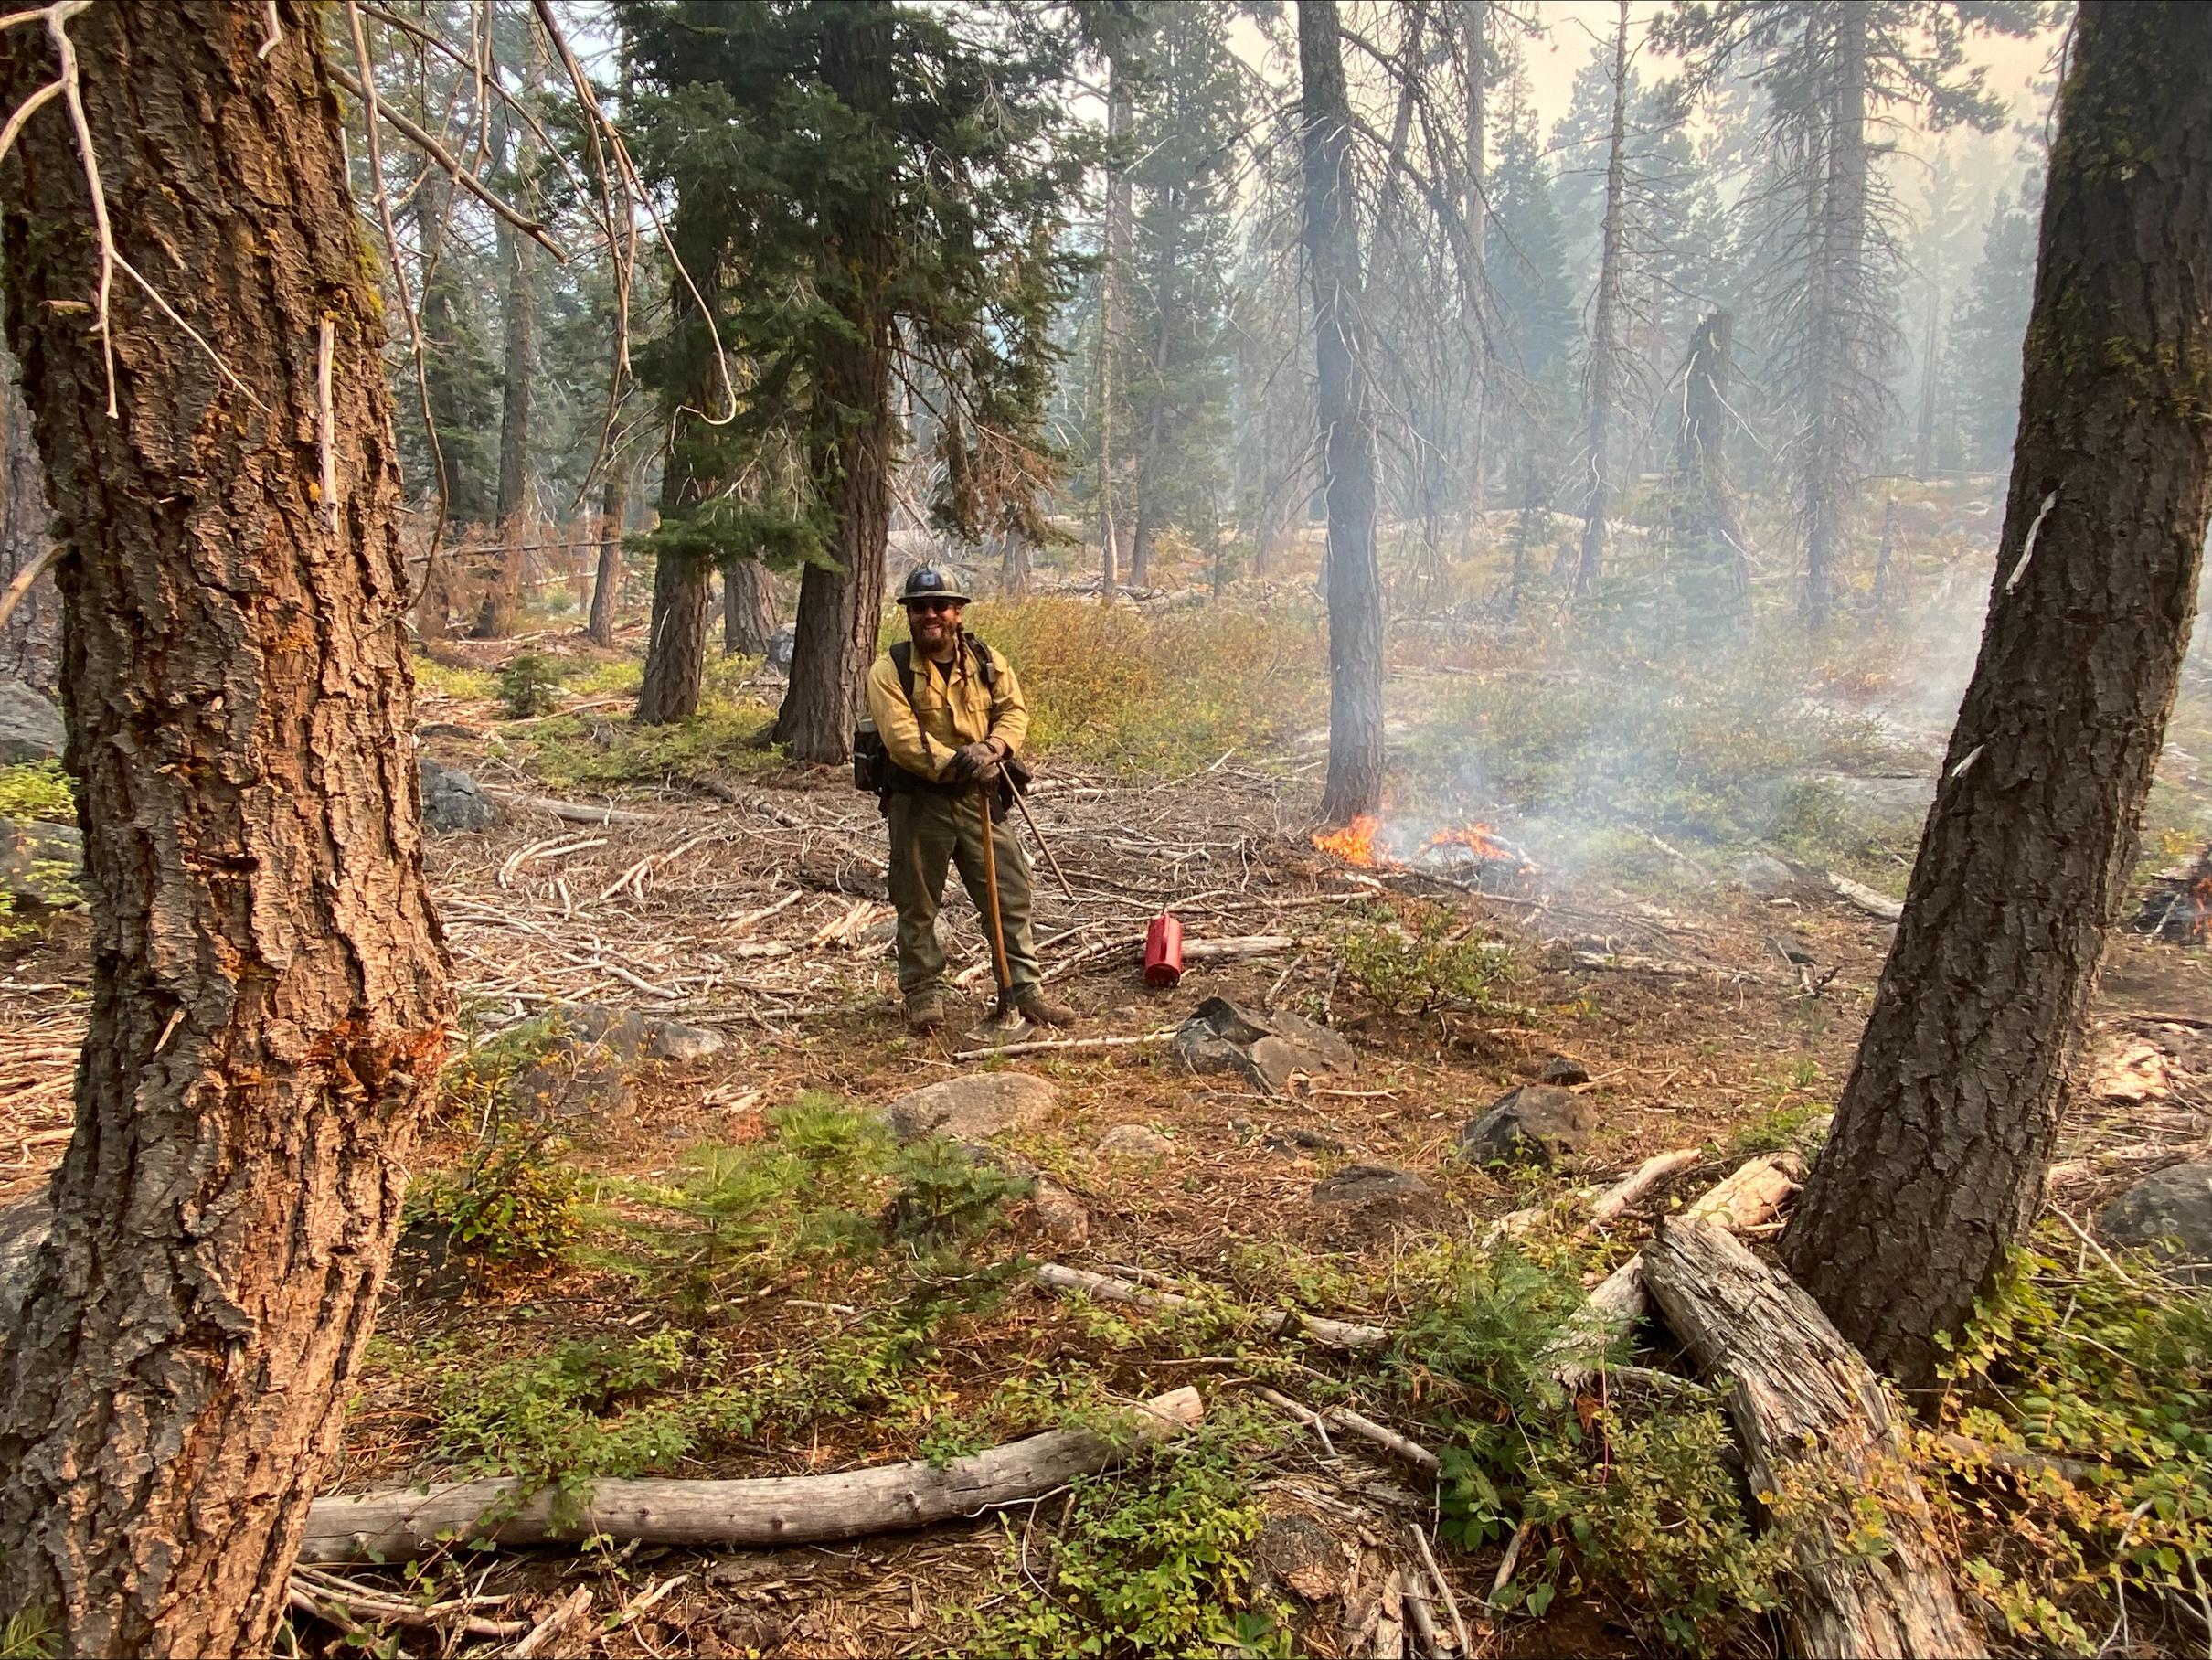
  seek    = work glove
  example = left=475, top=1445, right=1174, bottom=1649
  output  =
left=949, top=741, right=1001, bottom=784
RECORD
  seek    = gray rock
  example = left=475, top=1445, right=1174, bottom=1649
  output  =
left=0, top=680, right=63, bottom=763
left=417, top=720, right=481, bottom=740
left=1312, top=1164, right=1431, bottom=1206
left=1097, top=1123, right=1173, bottom=1160
left=509, top=1048, right=634, bottom=1122
left=1458, top=1084, right=1594, bottom=1168
left=1, top=817, right=80, bottom=905
left=560, top=1001, right=725, bottom=1062
left=1731, top=853, right=1797, bottom=899
left=765, top=624, right=797, bottom=675
left=1173, top=996, right=1356, bottom=1097
left=1264, top=1124, right=1345, bottom=1157
left=419, top=755, right=499, bottom=834
left=1537, top=1054, right=1590, bottom=1087
left=2097, top=1162, right=2212, bottom=1283
left=883, top=1070, right=1059, bottom=1144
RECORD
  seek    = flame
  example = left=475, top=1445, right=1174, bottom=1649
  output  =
left=1313, top=814, right=1385, bottom=867
left=1310, top=815, right=1526, bottom=871
left=1419, top=824, right=1517, bottom=865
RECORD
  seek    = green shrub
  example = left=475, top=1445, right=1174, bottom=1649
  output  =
left=0, top=760, right=74, bottom=822
left=970, top=1428, right=1285, bottom=1658
left=1336, top=908, right=1515, bottom=1016
left=413, top=1123, right=584, bottom=1265
left=1930, top=1223, right=2212, bottom=1649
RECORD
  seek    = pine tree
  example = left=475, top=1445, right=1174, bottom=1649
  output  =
left=1946, top=171, right=2043, bottom=474
left=624, top=1, right=1081, bottom=752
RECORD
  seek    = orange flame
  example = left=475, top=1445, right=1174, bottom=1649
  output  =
left=1310, top=815, right=1526, bottom=871
left=1312, top=814, right=1385, bottom=867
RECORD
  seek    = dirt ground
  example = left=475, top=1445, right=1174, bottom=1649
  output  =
left=1, top=648, right=2207, bottom=1659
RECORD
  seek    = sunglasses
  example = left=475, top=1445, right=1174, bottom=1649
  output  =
left=906, top=599, right=962, bottom=615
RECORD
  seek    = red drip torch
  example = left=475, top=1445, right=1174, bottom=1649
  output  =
left=1143, top=912, right=1185, bottom=987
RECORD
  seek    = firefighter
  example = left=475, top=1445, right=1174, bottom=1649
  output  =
left=865, top=566, right=1077, bottom=1033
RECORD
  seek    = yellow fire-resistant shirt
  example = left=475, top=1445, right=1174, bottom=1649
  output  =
left=865, top=635, right=1030, bottom=783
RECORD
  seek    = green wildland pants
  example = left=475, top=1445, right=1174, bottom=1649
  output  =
left=885, top=789, right=1041, bottom=999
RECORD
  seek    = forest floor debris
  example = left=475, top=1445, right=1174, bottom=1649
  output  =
left=1, top=608, right=2208, bottom=1658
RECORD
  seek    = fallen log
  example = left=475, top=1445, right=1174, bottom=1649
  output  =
left=1542, top=1152, right=1803, bottom=1394
left=300, top=1387, right=1202, bottom=1564
left=1033, top=1262, right=1389, bottom=1353
left=488, top=791, right=662, bottom=826
left=1642, top=1218, right=1984, bottom=1659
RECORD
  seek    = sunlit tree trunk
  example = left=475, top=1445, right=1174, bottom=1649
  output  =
left=0, top=5, right=452, bottom=1650
left=587, top=462, right=627, bottom=647
left=1096, top=58, right=1133, bottom=601
left=1299, top=0, right=1386, bottom=826
left=1781, top=0, right=2212, bottom=1389
left=722, top=553, right=775, bottom=655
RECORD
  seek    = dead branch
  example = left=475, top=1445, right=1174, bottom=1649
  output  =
left=1033, top=1262, right=1389, bottom=1354
left=1482, top=1145, right=1701, bottom=1247
left=1542, top=1151, right=1805, bottom=1394
left=299, top=1388, right=1203, bottom=1563
left=509, top=1586, right=592, bottom=1659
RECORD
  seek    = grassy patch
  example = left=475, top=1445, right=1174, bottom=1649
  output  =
left=505, top=659, right=779, bottom=791
left=412, top=654, right=499, bottom=701
left=963, top=598, right=1325, bottom=776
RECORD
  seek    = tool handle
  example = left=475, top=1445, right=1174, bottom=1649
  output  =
left=975, top=784, right=1013, bottom=1002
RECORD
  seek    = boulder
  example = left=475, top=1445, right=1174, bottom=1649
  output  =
left=1731, top=852, right=1798, bottom=899
left=1458, top=1084, right=1594, bottom=1168
left=2096, top=1162, right=2212, bottom=1283
left=508, top=1048, right=634, bottom=1122
left=0, top=680, right=63, bottom=763
left=0, top=817, right=80, bottom=905
left=1173, top=996, right=1356, bottom=1097
left=1097, top=1123, right=1173, bottom=1161
left=419, top=755, right=498, bottom=834
left=559, top=1001, right=725, bottom=1063
left=417, top=720, right=481, bottom=740
left=883, top=1070, right=1059, bottom=1144
left=1312, top=1164, right=1431, bottom=1206
left=1537, top=1054, right=1590, bottom=1087
left=765, top=624, right=797, bottom=675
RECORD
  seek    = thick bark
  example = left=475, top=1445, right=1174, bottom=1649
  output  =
left=996, top=529, right=1030, bottom=597
left=1799, top=4, right=1869, bottom=630
left=771, top=9, right=896, bottom=765
left=0, top=339, right=56, bottom=689
left=0, top=5, right=452, bottom=1653
left=1781, top=0, right=2212, bottom=1389
left=303, top=1389, right=1203, bottom=1563
left=587, top=463, right=627, bottom=647
left=634, top=548, right=712, bottom=726
left=1644, top=1220, right=1985, bottom=1659
left=1097, top=61, right=1133, bottom=601
left=1300, top=0, right=1387, bottom=827
left=1574, top=0, right=1630, bottom=596
left=722, top=553, right=776, bottom=655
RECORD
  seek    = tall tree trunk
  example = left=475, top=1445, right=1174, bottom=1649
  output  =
left=772, top=2, right=895, bottom=766
left=1799, top=5, right=1869, bottom=631
left=1299, top=0, right=1386, bottom=827
left=409, top=166, right=459, bottom=639
left=1914, top=272, right=1941, bottom=481
left=723, top=554, right=776, bottom=655
left=1097, top=59, right=1133, bottom=601
left=1460, top=0, right=1489, bottom=534
left=0, top=339, right=57, bottom=689
left=1781, top=0, right=2212, bottom=1391
left=997, top=529, right=1030, bottom=597
left=635, top=548, right=711, bottom=724
left=1575, top=0, right=1630, bottom=596
left=0, top=5, right=452, bottom=1651
left=1872, top=493, right=1898, bottom=611
left=1669, top=310, right=1748, bottom=624
left=474, top=173, right=534, bottom=640
left=587, top=462, right=628, bottom=647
